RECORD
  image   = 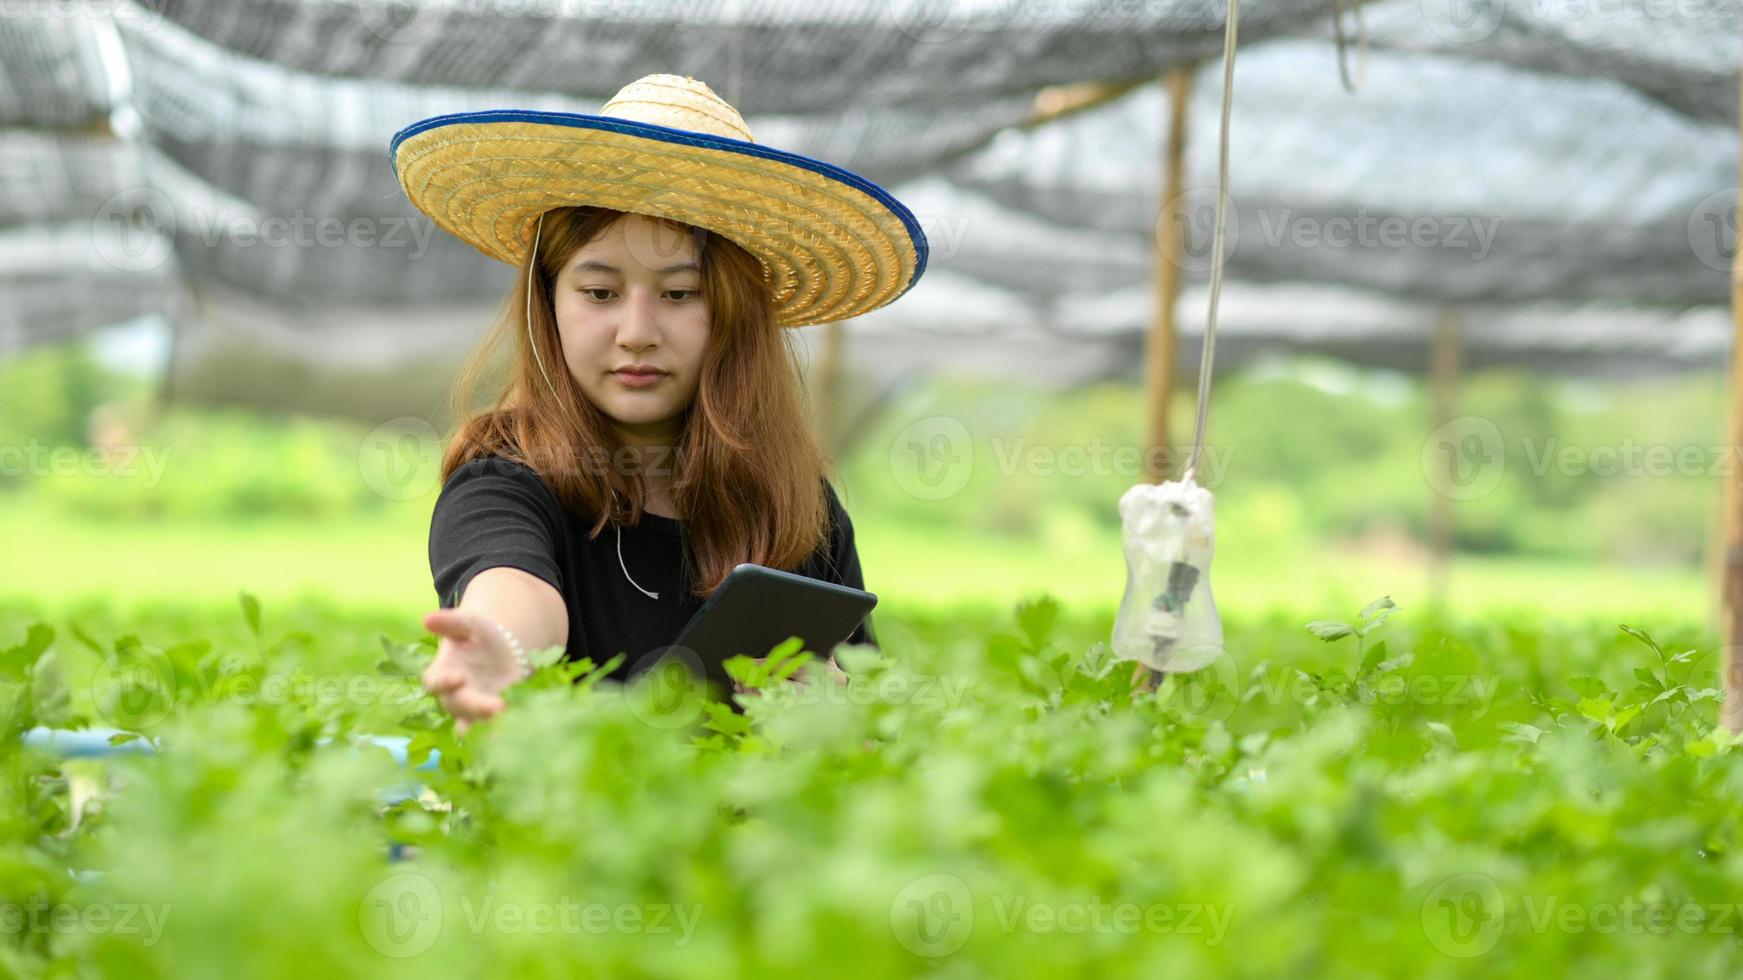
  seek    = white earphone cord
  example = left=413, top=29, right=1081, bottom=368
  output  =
left=616, top=522, right=660, bottom=600
left=527, top=210, right=660, bottom=601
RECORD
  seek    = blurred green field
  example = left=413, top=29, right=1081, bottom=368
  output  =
left=0, top=493, right=1711, bottom=631
left=1, top=342, right=1722, bottom=636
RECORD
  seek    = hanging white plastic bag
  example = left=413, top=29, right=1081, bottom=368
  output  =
left=1112, top=477, right=1223, bottom=673
left=1114, top=0, right=1237, bottom=678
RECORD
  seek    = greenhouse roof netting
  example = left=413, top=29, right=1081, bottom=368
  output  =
left=0, top=0, right=1736, bottom=381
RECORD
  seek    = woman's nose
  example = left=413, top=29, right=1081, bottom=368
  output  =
left=616, top=289, right=661, bottom=347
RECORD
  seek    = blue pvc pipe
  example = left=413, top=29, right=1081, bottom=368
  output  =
left=21, top=727, right=441, bottom=771
left=21, top=728, right=438, bottom=861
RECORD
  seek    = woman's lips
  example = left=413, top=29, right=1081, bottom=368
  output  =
left=613, top=370, right=667, bottom=388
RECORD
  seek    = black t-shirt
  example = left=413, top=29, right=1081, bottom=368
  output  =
left=428, top=455, right=876, bottom=679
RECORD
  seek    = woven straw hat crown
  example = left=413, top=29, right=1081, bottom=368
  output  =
left=389, top=72, right=928, bottom=327
left=600, top=74, right=756, bottom=142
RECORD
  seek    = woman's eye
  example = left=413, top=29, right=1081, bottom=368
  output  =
left=580, top=288, right=694, bottom=302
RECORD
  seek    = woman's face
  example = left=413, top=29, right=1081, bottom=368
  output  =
left=553, top=212, right=710, bottom=445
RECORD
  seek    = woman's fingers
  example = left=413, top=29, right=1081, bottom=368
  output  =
left=434, top=681, right=505, bottom=724
left=823, top=655, right=849, bottom=685
left=454, top=688, right=505, bottom=717
left=422, top=649, right=470, bottom=694
left=419, top=610, right=510, bottom=737
left=423, top=667, right=460, bottom=694
left=423, top=609, right=474, bottom=642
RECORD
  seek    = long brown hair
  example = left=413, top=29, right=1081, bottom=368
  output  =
left=440, top=205, right=835, bottom=599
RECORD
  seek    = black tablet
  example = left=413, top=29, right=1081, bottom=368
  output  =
left=649, top=563, right=877, bottom=694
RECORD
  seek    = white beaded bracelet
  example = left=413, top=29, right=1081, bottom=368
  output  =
left=491, top=620, right=533, bottom=681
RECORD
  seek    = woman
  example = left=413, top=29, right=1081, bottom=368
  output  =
left=387, top=74, right=929, bottom=730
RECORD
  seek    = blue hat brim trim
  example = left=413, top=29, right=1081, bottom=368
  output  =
left=390, top=108, right=929, bottom=302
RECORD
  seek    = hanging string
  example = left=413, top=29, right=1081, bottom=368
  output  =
left=1331, top=0, right=1369, bottom=94
left=1181, top=0, right=1239, bottom=484
left=526, top=211, right=563, bottom=405
left=727, top=0, right=743, bottom=108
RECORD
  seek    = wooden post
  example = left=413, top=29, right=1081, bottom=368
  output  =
left=1723, top=57, right=1743, bottom=731
left=1144, top=66, right=1194, bottom=484
left=814, top=319, right=846, bottom=460
left=1427, top=309, right=1461, bottom=608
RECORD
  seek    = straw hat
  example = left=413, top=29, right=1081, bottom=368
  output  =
left=389, top=73, right=929, bottom=327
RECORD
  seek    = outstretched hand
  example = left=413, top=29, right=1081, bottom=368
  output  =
left=421, top=608, right=523, bottom=735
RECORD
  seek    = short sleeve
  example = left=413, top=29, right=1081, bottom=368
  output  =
left=429, top=456, right=565, bottom=609
left=822, top=481, right=878, bottom=649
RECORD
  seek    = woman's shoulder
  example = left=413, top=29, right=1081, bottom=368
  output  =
left=443, top=452, right=541, bottom=488
left=799, top=476, right=864, bottom=587
left=816, top=477, right=858, bottom=549
left=438, top=453, right=565, bottom=512
left=820, top=476, right=856, bottom=519
left=447, top=452, right=538, bottom=480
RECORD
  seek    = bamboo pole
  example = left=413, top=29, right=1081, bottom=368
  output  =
left=1427, top=309, right=1461, bottom=608
left=1723, top=58, right=1743, bottom=732
left=1027, top=79, right=1147, bottom=129
left=1144, top=66, right=1195, bottom=484
left=814, top=320, right=847, bottom=460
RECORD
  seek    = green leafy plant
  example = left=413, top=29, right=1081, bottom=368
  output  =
left=0, top=596, right=1738, bottom=977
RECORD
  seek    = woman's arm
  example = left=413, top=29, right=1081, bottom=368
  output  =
left=422, top=566, right=568, bottom=733
left=424, top=456, right=570, bottom=732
